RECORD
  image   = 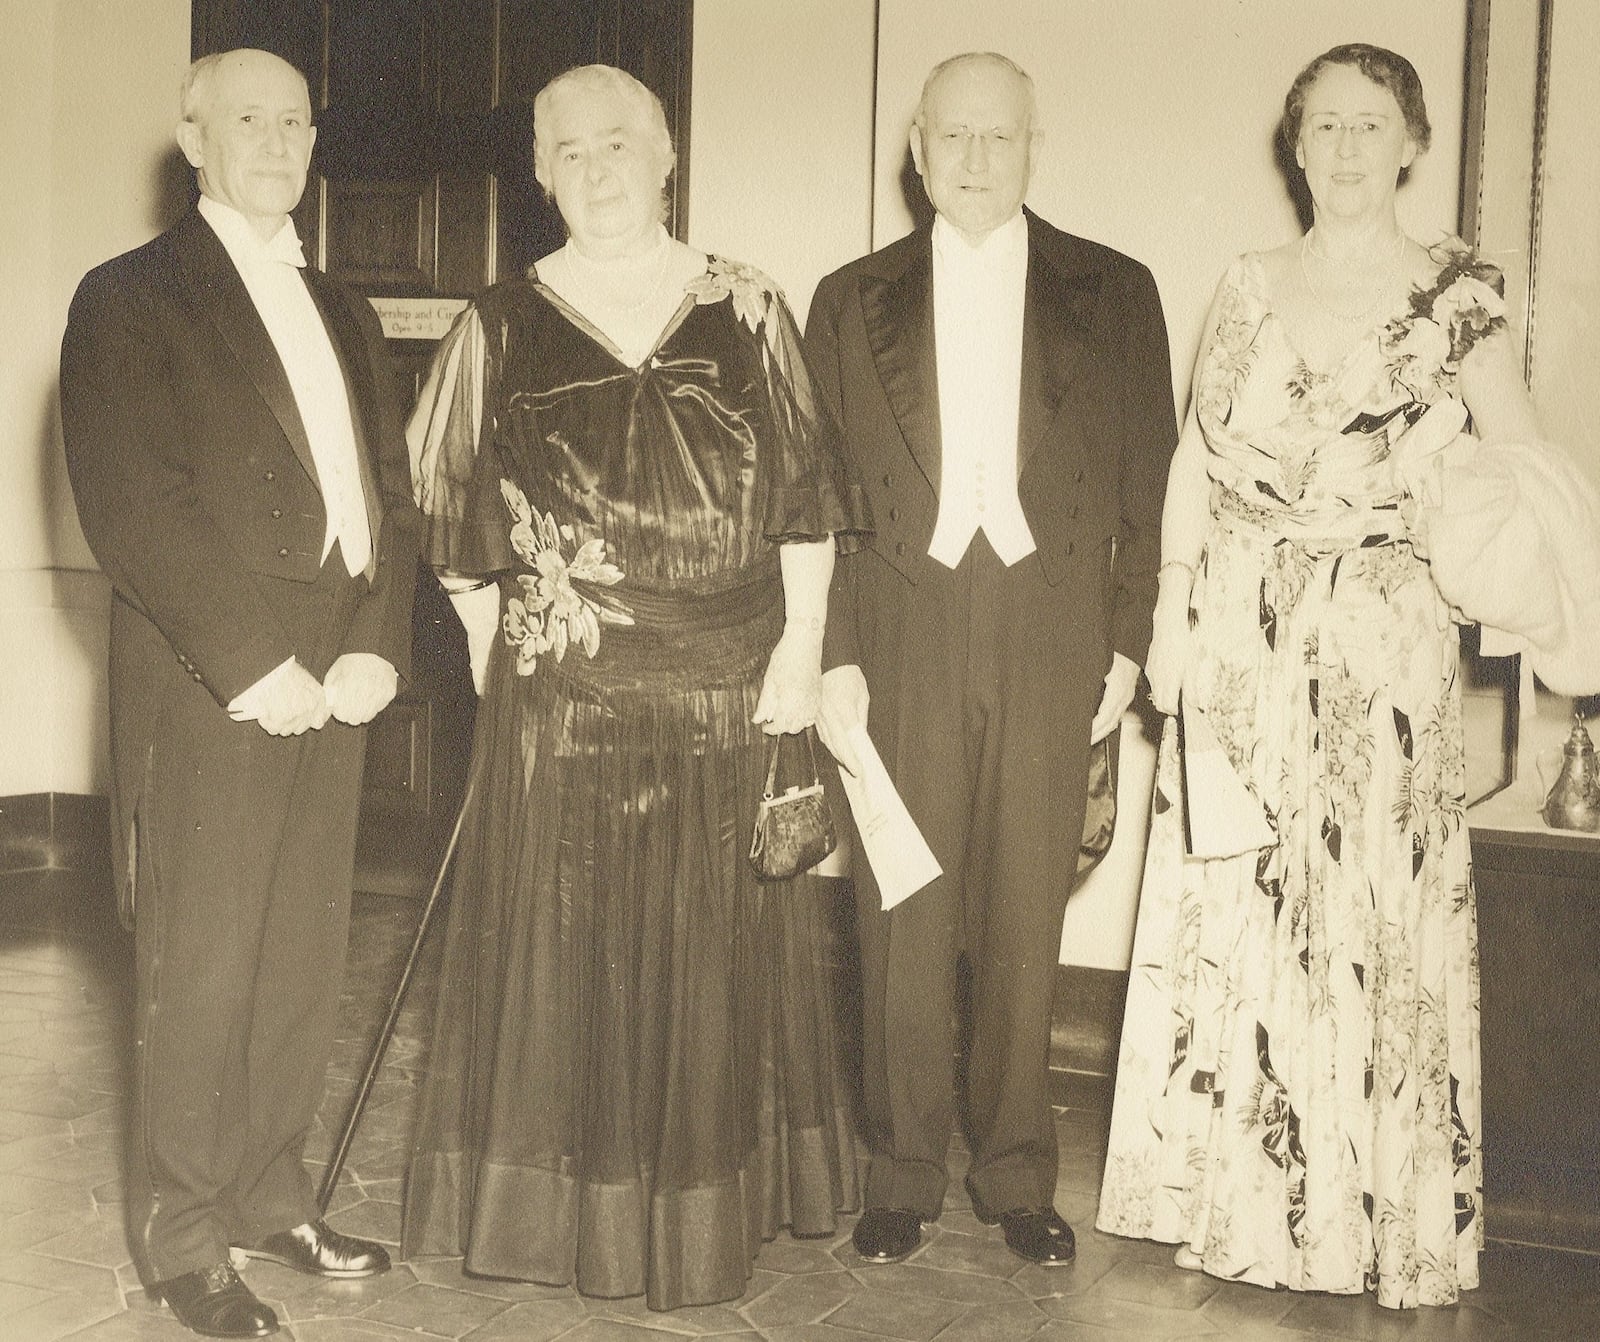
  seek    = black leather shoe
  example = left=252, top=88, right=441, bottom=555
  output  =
left=236, top=1219, right=390, bottom=1278
left=979, top=1206, right=1076, bottom=1266
left=851, top=1207, right=924, bottom=1263
left=155, top=1263, right=278, bottom=1338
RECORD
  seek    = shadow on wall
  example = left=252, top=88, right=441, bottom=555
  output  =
left=152, top=142, right=199, bottom=233
left=45, top=143, right=195, bottom=568
left=35, top=144, right=197, bottom=796
left=896, top=143, right=936, bottom=233
left=1272, top=122, right=1315, bottom=235
left=887, top=114, right=1306, bottom=262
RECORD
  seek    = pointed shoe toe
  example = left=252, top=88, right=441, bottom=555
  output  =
left=236, top=1219, right=390, bottom=1278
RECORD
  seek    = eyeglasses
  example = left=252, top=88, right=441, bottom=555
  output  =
left=927, top=126, right=1029, bottom=152
left=1305, top=117, right=1389, bottom=143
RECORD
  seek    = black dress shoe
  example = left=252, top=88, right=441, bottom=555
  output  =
left=236, top=1219, right=390, bottom=1278
left=155, top=1263, right=278, bottom=1338
left=851, top=1207, right=924, bottom=1263
left=981, top=1207, right=1076, bottom=1266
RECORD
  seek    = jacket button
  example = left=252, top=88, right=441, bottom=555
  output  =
left=270, top=508, right=282, bottom=519
left=894, top=541, right=907, bottom=556
left=192, top=672, right=203, bottom=682
left=278, top=547, right=290, bottom=558
left=888, top=507, right=899, bottom=522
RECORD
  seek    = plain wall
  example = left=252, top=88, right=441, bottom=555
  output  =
left=1530, top=0, right=1599, bottom=474
left=687, top=0, right=879, bottom=323
left=1, top=0, right=190, bottom=797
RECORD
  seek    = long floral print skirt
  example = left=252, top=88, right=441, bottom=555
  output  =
left=1097, top=509, right=1483, bottom=1310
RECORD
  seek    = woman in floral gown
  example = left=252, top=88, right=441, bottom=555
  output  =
left=401, top=66, right=867, bottom=1310
left=1097, top=46, right=1539, bottom=1308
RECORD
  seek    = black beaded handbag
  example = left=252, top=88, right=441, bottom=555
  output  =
left=748, top=727, right=838, bottom=881
left=1077, top=734, right=1118, bottom=877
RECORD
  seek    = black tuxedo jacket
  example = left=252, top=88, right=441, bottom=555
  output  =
left=62, top=209, right=418, bottom=703
left=805, top=210, right=1176, bottom=681
left=61, top=209, right=420, bottom=888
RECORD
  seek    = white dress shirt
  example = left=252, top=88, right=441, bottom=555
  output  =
left=926, top=211, right=1037, bottom=569
left=199, top=195, right=372, bottom=577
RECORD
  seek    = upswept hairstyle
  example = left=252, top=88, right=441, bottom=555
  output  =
left=533, top=64, right=674, bottom=193
left=1278, top=43, right=1431, bottom=158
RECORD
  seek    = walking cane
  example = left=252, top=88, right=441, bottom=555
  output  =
left=317, top=779, right=474, bottom=1213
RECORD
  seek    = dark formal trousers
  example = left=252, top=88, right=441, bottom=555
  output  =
left=851, top=534, right=1096, bottom=1221
left=125, top=552, right=370, bottom=1282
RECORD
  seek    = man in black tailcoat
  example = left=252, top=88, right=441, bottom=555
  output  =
left=807, top=51, right=1176, bottom=1267
left=60, top=48, right=419, bottom=1339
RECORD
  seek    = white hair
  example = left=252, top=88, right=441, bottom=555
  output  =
left=532, top=64, right=675, bottom=192
left=913, top=51, right=1037, bottom=131
left=180, top=48, right=310, bottom=123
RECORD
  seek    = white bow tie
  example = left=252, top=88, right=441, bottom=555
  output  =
left=263, top=232, right=307, bottom=268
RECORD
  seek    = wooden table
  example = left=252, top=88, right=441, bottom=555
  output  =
left=1473, top=825, right=1600, bottom=1253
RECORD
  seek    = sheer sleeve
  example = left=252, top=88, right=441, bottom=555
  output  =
left=748, top=277, right=872, bottom=552
left=407, top=301, right=516, bottom=576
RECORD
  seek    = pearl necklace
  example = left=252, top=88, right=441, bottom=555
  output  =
left=560, top=233, right=673, bottom=318
left=1298, top=229, right=1408, bottom=325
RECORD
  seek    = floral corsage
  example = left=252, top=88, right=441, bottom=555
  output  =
left=1382, top=241, right=1507, bottom=399
left=685, top=257, right=779, bottom=336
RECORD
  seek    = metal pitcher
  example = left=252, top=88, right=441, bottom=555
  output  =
left=1539, top=714, right=1600, bottom=832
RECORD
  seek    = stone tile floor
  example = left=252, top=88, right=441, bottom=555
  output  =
left=2, top=864, right=1597, bottom=1340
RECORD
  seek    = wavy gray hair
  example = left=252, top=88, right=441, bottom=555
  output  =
left=533, top=64, right=675, bottom=194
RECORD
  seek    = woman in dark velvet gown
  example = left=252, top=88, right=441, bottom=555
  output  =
left=400, top=65, right=868, bottom=1310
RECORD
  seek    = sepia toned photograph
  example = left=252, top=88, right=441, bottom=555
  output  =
left=2, top=2, right=1596, bottom=1338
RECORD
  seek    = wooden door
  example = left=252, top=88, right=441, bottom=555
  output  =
left=192, top=0, right=694, bottom=892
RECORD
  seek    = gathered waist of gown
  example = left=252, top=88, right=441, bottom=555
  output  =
left=547, top=554, right=784, bottom=697
left=1210, top=481, right=1413, bottom=554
